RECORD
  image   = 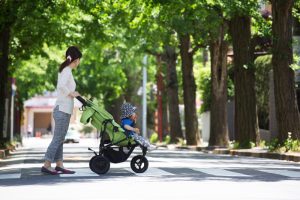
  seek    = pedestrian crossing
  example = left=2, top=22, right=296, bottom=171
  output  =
left=1, top=167, right=300, bottom=180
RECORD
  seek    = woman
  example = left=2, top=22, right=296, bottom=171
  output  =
left=41, top=46, right=82, bottom=175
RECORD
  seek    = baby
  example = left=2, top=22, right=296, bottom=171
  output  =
left=120, top=103, right=156, bottom=150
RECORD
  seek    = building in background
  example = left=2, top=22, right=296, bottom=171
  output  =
left=23, top=92, right=82, bottom=137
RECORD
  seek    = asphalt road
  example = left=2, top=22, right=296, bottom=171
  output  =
left=0, top=138, right=300, bottom=200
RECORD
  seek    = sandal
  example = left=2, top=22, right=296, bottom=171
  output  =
left=55, top=166, right=76, bottom=174
left=41, top=166, right=59, bottom=175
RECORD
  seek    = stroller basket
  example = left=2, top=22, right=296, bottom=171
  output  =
left=76, top=96, right=149, bottom=174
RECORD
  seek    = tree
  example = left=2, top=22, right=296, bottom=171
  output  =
left=164, top=45, right=183, bottom=143
left=271, top=0, right=300, bottom=143
left=209, top=14, right=229, bottom=147
left=1, top=1, right=100, bottom=141
left=178, top=34, right=201, bottom=145
left=0, top=0, right=22, bottom=140
left=154, top=0, right=207, bottom=145
left=109, top=0, right=184, bottom=142
left=227, top=0, right=260, bottom=147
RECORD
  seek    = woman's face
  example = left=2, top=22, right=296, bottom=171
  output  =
left=69, top=58, right=80, bottom=69
left=74, top=58, right=80, bottom=67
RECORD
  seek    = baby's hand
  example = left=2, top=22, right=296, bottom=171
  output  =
left=134, top=128, right=140, bottom=134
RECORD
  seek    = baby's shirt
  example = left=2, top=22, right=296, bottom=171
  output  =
left=121, top=118, right=135, bottom=136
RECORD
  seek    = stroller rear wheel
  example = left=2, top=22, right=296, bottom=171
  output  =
left=130, top=155, right=148, bottom=173
left=89, top=155, right=110, bottom=174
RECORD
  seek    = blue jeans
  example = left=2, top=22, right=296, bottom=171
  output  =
left=44, top=106, right=71, bottom=162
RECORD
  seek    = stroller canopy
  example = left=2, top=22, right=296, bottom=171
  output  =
left=80, top=99, right=135, bottom=146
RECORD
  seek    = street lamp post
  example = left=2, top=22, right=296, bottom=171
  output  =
left=142, top=55, right=147, bottom=138
left=10, top=80, right=17, bottom=142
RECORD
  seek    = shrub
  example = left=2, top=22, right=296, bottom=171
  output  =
left=150, top=132, right=158, bottom=144
left=254, top=55, right=272, bottom=129
left=267, top=138, right=280, bottom=152
left=176, top=137, right=186, bottom=146
left=163, top=135, right=171, bottom=145
left=198, top=67, right=211, bottom=113
left=267, top=135, right=300, bottom=153
left=198, top=66, right=234, bottom=114
left=232, top=140, right=255, bottom=149
left=258, top=140, right=266, bottom=148
left=232, top=141, right=240, bottom=149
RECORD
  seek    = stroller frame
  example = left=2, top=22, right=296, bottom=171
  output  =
left=77, top=97, right=149, bottom=174
left=98, top=119, right=147, bottom=159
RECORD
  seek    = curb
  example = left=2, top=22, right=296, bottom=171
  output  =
left=212, top=149, right=300, bottom=162
left=160, top=145, right=300, bottom=163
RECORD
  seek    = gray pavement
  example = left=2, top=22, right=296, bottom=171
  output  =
left=0, top=138, right=300, bottom=200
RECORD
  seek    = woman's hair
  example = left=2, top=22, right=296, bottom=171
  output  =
left=59, top=46, right=82, bottom=72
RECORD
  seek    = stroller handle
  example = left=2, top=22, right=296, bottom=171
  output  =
left=76, top=96, right=88, bottom=106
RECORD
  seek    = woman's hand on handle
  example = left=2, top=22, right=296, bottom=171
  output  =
left=69, top=91, right=80, bottom=98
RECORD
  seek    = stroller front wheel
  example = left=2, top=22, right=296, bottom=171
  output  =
left=130, top=155, right=148, bottom=173
left=89, top=155, right=110, bottom=174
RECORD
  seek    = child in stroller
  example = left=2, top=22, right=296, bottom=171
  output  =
left=77, top=97, right=154, bottom=174
left=120, top=103, right=156, bottom=150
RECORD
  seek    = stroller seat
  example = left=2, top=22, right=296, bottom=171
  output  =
left=80, top=99, right=136, bottom=146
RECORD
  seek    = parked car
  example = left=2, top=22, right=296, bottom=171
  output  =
left=64, top=129, right=80, bottom=143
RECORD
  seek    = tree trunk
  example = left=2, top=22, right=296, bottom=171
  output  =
left=229, top=16, right=260, bottom=147
left=179, top=34, right=201, bottom=145
left=272, top=0, right=300, bottom=143
left=209, top=23, right=229, bottom=147
left=0, top=23, right=11, bottom=140
left=164, top=45, right=183, bottom=143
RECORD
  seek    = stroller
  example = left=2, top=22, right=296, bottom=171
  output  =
left=76, top=96, right=149, bottom=174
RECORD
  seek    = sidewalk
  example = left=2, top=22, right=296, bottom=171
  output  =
left=0, top=149, right=10, bottom=159
left=211, top=147, right=300, bottom=162
left=163, top=144, right=300, bottom=162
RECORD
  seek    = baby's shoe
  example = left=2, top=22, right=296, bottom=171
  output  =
left=148, top=144, right=157, bottom=151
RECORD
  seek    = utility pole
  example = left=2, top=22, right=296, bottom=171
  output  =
left=142, top=55, right=148, bottom=138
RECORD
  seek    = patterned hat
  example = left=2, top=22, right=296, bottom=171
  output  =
left=120, top=103, right=137, bottom=119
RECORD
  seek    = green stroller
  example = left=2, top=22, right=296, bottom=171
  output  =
left=76, top=96, right=149, bottom=174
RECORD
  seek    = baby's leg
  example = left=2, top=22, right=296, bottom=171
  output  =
left=131, top=133, right=150, bottom=147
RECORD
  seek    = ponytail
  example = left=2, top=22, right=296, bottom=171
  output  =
left=59, top=59, right=72, bottom=73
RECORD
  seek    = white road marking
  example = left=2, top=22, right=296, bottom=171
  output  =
left=259, top=169, right=300, bottom=178
left=125, top=167, right=174, bottom=176
left=0, top=173, right=21, bottom=180
left=59, top=168, right=99, bottom=177
left=192, top=168, right=250, bottom=177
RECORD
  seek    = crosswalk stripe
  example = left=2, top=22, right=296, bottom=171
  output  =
left=0, top=173, right=21, bottom=180
left=259, top=169, right=300, bottom=178
left=59, top=168, right=98, bottom=178
left=125, top=167, right=174, bottom=176
left=192, top=168, right=250, bottom=177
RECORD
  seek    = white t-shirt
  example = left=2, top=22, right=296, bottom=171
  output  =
left=55, top=66, right=76, bottom=114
